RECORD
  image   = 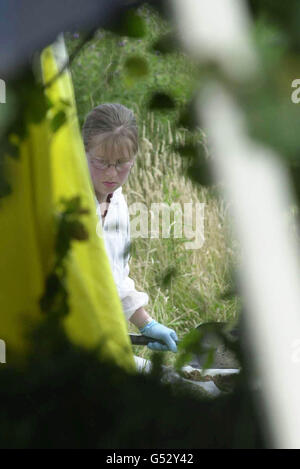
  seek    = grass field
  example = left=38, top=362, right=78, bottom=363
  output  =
left=124, top=118, right=241, bottom=365
left=66, top=5, right=242, bottom=366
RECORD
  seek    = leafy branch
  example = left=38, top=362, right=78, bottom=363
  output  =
left=39, top=196, right=90, bottom=318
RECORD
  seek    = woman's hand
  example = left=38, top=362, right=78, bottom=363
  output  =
left=139, top=320, right=178, bottom=352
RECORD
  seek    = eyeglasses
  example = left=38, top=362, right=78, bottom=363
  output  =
left=91, top=158, right=134, bottom=172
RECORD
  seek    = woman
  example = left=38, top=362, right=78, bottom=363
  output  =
left=82, top=103, right=178, bottom=352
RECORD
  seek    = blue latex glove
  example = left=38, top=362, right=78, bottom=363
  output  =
left=139, top=320, right=178, bottom=352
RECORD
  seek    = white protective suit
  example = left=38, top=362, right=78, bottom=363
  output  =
left=94, top=186, right=149, bottom=320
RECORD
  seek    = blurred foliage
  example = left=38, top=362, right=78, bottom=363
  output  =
left=148, top=91, right=176, bottom=111
left=151, top=32, right=180, bottom=55
left=174, top=321, right=241, bottom=374
left=0, top=70, right=51, bottom=198
left=243, top=1, right=300, bottom=202
left=0, top=316, right=264, bottom=449
left=0, top=69, right=74, bottom=199
left=65, top=4, right=198, bottom=130
left=107, top=7, right=147, bottom=38
left=39, top=196, right=90, bottom=318
left=247, top=0, right=300, bottom=52
left=50, top=109, right=67, bottom=133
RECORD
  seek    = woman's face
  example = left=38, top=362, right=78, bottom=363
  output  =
left=86, top=135, right=136, bottom=202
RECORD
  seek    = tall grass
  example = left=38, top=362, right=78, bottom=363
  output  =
left=124, top=114, right=241, bottom=365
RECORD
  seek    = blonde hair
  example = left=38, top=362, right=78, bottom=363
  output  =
left=82, top=103, right=138, bottom=158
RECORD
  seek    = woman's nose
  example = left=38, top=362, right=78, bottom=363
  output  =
left=105, top=164, right=118, bottom=176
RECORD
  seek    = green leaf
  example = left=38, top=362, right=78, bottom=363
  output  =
left=201, top=347, right=216, bottom=372
left=27, top=85, right=49, bottom=124
left=1, top=138, right=19, bottom=159
left=148, top=92, right=176, bottom=111
left=149, top=352, right=164, bottom=379
left=179, top=328, right=203, bottom=351
left=174, top=351, right=193, bottom=373
left=109, top=9, right=146, bottom=38
left=45, top=96, right=54, bottom=110
left=160, top=265, right=177, bottom=288
left=51, top=110, right=67, bottom=133
left=186, top=158, right=213, bottom=186
left=60, top=195, right=90, bottom=216
left=151, top=33, right=179, bottom=55
left=59, top=98, right=71, bottom=107
left=175, top=329, right=204, bottom=373
left=59, top=195, right=81, bottom=214
left=0, top=174, right=12, bottom=199
left=123, top=10, right=146, bottom=38
left=39, top=272, right=69, bottom=317
left=9, top=115, right=28, bottom=141
left=177, top=103, right=199, bottom=131
left=173, top=143, right=198, bottom=159
left=67, top=220, right=89, bottom=241
left=124, top=56, right=149, bottom=79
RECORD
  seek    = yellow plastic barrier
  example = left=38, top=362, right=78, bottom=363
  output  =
left=0, top=36, right=135, bottom=373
